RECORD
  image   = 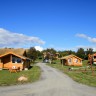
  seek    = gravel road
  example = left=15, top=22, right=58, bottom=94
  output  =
left=0, top=63, right=96, bottom=96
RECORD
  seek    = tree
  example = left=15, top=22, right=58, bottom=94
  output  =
left=85, top=48, right=93, bottom=60
left=37, top=50, right=42, bottom=59
left=27, top=47, right=38, bottom=62
left=42, top=48, right=57, bottom=63
left=76, top=48, right=85, bottom=59
left=58, top=50, right=76, bottom=57
left=42, top=48, right=56, bottom=54
left=42, top=48, right=57, bottom=59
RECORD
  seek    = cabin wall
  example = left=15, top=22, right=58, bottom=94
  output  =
left=93, top=55, right=96, bottom=64
left=11, top=63, right=23, bottom=69
left=61, top=57, right=82, bottom=66
left=0, top=63, right=3, bottom=69
left=0, top=54, right=30, bottom=70
left=0, top=57, right=26, bottom=70
left=1, top=62, right=23, bottom=69
left=64, top=60, right=68, bottom=65
left=68, top=57, right=82, bottom=66
left=23, top=60, right=30, bottom=69
left=3, top=62, right=12, bottom=68
left=60, top=59, right=67, bottom=65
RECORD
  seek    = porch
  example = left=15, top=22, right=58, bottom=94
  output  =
left=0, top=54, right=24, bottom=70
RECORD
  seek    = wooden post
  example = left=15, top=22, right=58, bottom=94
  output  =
left=0, top=59, right=1, bottom=63
left=61, top=59, right=64, bottom=67
left=90, top=56, right=94, bottom=76
left=10, top=54, right=12, bottom=63
left=0, top=59, right=3, bottom=69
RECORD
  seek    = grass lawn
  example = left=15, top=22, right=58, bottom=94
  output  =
left=47, top=60, right=96, bottom=87
left=0, top=65, right=41, bottom=86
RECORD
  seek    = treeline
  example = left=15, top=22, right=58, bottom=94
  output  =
left=59, top=48, right=94, bottom=60
left=27, top=47, right=95, bottom=61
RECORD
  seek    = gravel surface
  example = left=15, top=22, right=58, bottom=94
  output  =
left=0, top=63, right=96, bottom=96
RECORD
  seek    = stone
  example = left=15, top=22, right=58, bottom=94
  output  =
left=18, top=75, right=28, bottom=82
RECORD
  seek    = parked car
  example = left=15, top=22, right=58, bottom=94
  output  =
left=43, top=59, right=49, bottom=63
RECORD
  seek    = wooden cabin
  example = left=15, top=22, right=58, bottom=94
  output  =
left=60, top=54, right=82, bottom=66
left=88, top=53, right=96, bottom=64
left=55, top=52, right=59, bottom=59
left=43, top=52, right=59, bottom=60
left=0, top=48, right=30, bottom=70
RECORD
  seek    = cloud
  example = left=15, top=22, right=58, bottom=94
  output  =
left=34, top=46, right=43, bottom=51
left=76, top=33, right=96, bottom=43
left=0, top=28, right=45, bottom=48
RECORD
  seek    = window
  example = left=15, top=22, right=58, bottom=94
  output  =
left=74, top=59, right=78, bottom=63
left=17, top=58, right=21, bottom=63
left=68, top=58, right=71, bottom=62
left=12, top=56, right=22, bottom=63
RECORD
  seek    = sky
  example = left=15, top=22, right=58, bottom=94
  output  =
left=0, top=0, right=96, bottom=51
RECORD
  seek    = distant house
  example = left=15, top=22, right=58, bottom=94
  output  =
left=60, top=54, right=82, bottom=66
left=88, top=53, right=96, bottom=64
left=55, top=52, right=60, bottom=59
left=43, top=52, right=59, bottom=60
left=0, top=48, right=31, bottom=70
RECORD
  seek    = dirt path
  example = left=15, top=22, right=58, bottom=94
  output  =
left=0, top=63, right=96, bottom=96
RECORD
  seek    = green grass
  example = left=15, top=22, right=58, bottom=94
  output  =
left=47, top=60, right=96, bottom=87
left=82, top=60, right=89, bottom=66
left=0, top=65, right=41, bottom=86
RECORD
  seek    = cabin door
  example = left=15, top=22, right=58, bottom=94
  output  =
left=63, top=59, right=67, bottom=65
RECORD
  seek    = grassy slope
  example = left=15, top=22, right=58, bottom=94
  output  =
left=0, top=65, right=41, bottom=86
left=47, top=60, right=96, bottom=87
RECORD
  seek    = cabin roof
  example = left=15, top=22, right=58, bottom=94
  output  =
left=93, top=53, right=96, bottom=56
left=0, top=52, right=31, bottom=60
left=60, top=54, right=82, bottom=60
left=0, top=48, right=26, bottom=55
left=0, top=48, right=30, bottom=60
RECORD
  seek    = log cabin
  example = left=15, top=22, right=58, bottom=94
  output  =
left=60, top=54, right=82, bottom=66
left=0, top=48, right=30, bottom=70
left=88, top=53, right=96, bottom=65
